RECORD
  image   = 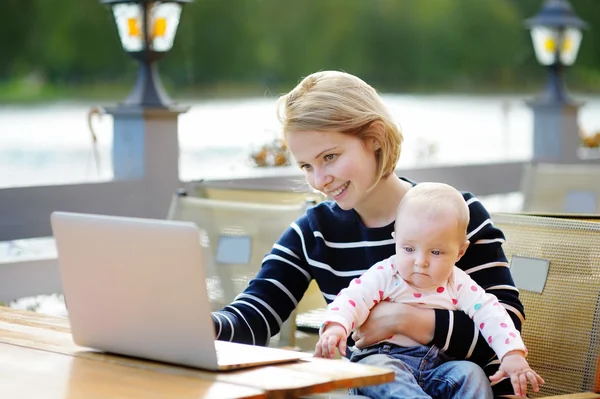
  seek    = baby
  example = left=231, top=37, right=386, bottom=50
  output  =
left=315, top=182, right=544, bottom=398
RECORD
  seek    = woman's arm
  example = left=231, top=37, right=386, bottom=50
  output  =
left=212, top=219, right=314, bottom=346
left=352, top=301, right=435, bottom=347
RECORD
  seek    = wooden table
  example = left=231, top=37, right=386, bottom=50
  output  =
left=0, top=307, right=393, bottom=398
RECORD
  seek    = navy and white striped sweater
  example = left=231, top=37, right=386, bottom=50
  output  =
left=212, top=179, right=524, bottom=392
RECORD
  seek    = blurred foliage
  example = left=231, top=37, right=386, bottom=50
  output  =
left=0, top=0, right=599, bottom=99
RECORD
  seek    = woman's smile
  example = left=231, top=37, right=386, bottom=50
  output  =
left=327, top=181, right=350, bottom=199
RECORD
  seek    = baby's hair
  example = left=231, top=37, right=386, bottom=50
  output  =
left=397, top=182, right=470, bottom=239
left=276, top=71, right=403, bottom=187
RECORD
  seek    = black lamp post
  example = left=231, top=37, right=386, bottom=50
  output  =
left=525, top=0, right=588, bottom=104
left=101, top=0, right=192, bottom=108
left=524, top=0, right=589, bottom=163
left=99, top=0, right=191, bottom=200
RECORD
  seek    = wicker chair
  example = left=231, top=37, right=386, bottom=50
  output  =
left=521, top=163, right=600, bottom=214
left=492, top=212, right=600, bottom=397
left=166, top=191, right=315, bottom=348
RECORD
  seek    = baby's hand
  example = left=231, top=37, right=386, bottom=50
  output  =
left=489, top=351, right=545, bottom=398
left=314, top=323, right=347, bottom=359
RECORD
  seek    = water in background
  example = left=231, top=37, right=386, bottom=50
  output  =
left=2, top=94, right=600, bottom=193
left=5, top=94, right=600, bottom=189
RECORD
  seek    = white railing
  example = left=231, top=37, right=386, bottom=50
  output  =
left=0, top=160, right=527, bottom=241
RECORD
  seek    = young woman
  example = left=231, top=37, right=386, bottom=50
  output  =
left=211, top=71, right=524, bottom=397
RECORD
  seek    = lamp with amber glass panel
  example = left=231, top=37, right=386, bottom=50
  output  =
left=525, top=0, right=588, bottom=104
left=101, top=0, right=192, bottom=107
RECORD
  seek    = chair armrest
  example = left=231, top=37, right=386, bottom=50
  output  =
left=536, top=392, right=600, bottom=399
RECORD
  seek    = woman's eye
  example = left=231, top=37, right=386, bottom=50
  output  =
left=299, top=164, right=312, bottom=171
left=324, top=154, right=336, bottom=161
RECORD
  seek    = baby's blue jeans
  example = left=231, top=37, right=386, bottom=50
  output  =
left=349, top=344, right=493, bottom=399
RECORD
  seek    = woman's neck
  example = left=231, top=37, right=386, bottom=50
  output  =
left=354, top=175, right=412, bottom=228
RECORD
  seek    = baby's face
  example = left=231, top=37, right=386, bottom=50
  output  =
left=394, top=210, right=468, bottom=290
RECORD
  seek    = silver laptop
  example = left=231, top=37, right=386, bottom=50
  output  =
left=50, top=211, right=308, bottom=371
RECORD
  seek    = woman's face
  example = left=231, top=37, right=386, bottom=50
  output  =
left=285, top=130, right=378, bottom=210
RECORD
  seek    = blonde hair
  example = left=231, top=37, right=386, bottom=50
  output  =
left=277, top=71, right=403, bottom=185
left=397, top=182, right=470, bottom=239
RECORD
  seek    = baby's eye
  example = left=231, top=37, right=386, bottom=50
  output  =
left=431, top=250, right=442, bottom=256
left=403, top=247, right=414, bottom=253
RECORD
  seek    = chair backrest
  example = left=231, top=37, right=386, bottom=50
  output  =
left=167, top=194, right=311, bottom=309
left=167, top=193, right=313, bottom=348
left=492, top=212, right=600, bottom=397
left=521, top=163, right=600, bottom=214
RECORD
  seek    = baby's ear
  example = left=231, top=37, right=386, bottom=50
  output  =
left=456, top=240, right=470, bottom=261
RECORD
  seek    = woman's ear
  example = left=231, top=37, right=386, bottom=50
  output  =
left=366, top=121, right=384, bottom=151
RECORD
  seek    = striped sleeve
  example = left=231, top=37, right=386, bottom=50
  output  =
left=430, top=192, right=525, bottom=397
left=211, top=217, right=314, bottom=346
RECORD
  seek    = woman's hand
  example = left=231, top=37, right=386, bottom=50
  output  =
left=351, top=302, right=435, bottom=348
